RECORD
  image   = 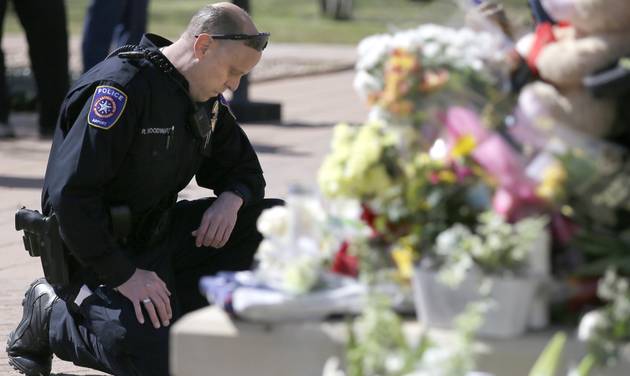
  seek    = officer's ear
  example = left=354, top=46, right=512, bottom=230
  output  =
left=193, top=33, right=215, bottom=58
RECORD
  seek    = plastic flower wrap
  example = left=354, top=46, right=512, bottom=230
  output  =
left=354, top=24, right=511, bottom=131
left=522, top=136, right=630, bottom=276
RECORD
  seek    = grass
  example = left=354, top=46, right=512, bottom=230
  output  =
left=3, top=0, right=532, bottom=44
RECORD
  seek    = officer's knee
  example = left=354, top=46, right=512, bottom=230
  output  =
left=115, top=320, right=169, bottom=375
left=261, top=198, right=285, bottom=208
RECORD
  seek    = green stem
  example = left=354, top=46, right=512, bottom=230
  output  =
left=575, top=354, right=597, bottom=376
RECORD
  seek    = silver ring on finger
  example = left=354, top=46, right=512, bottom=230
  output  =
left=142, top=298, right=152, bottom=305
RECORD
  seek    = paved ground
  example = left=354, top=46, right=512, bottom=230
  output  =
left=0, top=33, right=365, bottom=375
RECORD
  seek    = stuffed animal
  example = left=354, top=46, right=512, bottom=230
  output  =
left=514, top=0, right=630, bottom=139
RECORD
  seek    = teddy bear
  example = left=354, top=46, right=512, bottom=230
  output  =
left=513, top=0, right=630, bottom=140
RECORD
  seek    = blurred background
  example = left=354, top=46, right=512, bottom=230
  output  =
left=4, top=0, right=531, bottom=44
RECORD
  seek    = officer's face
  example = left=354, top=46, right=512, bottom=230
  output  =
left=190, top=36, right=261, bottom=101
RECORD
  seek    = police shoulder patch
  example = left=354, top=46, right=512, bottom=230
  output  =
left=87, top=85, right=128, bottom=130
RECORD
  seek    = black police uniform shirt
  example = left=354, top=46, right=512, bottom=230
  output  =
left=41, top=34, right=266, bottom=289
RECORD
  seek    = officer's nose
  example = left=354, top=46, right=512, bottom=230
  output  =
left=226, top=77, right=240, bottom=92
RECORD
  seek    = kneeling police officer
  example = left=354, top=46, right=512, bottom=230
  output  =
left=7, top=3, right=281, bottom=375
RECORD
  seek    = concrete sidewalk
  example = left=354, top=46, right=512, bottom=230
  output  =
left=0, top=65, right=367, bottom=374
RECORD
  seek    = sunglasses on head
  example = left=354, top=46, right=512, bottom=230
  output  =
left=196, top=32, right=270, bottom=51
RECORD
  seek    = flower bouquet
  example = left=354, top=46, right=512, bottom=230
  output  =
left=200, top=188, right=373, bottom=323
left=577, top=270, right=630, bottom=372
left=413, top=211, right=548, bottom=337
left=354, top=23, right=512, bottom=135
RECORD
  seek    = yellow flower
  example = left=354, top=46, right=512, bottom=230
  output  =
left=388, top=48, right=418, bottom=72
left=382, top=74, right=404, bottom=104
left=543, top=162, right=567, bottom=184
left=438, top=170, right=457, bottom=184
left=387, top=99, right=414, bottom=116
left=536, top=162, right=567, bottom=202
left=536, top=183, right=555, bottom=202
left=392, top=246, right=414, bottom=281
left=416, top=153, right=432, bottom=166
left=358, top=165, right=392, bottom=197
left=451, top=135, right=477, bottom=159
left=420, top=69, right=450, bottom=92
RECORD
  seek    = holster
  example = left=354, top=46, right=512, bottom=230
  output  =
left=15, top=208, right=70, bottom=286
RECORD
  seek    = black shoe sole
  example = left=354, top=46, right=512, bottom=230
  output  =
left=6, top=279, right=52, bottom=376
left=8, top=355, right=48, bottom=376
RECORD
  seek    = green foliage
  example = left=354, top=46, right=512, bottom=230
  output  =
left=346, top=294, right=423, bottom=376
left=528, top=332, right=567, bottom=376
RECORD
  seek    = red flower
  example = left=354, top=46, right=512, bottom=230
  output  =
left=331, top=241, right=359, bottom=277
left=361, top=203, right=379, bottom=236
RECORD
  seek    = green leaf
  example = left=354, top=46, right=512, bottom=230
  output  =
left=575, top=354, right=596, bottom=376
left=529, top=332, right=567, bottom=376
left=575, top=256, right=630, bottom=277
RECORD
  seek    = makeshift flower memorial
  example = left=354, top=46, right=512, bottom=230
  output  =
left=321, top=121, right=490, bottom=238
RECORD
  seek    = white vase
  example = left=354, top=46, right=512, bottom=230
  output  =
left=525, top=230, right=551, bottom=330
left=412, top=269, right=538, bottom=338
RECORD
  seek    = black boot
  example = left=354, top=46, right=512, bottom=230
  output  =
left=6, top=278, right=58, bottom=376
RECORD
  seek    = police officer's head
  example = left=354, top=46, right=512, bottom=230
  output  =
left=165, top=2, right=266, bottom=102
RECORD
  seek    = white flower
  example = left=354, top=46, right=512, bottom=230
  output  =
left=435, top=224, right=471, bottom=256
left=322, top=357, right=346, bottom=376
left=366, top=107, right=382, bottom=122
left=612, top=295, right=630, bottom=321
left=282, top=255, right=321, bottom=294
left=420, top=41, right=439, bottom=60
left=429, top=138, right=447, bottom=160
left=356, top=34, right=392, bottom=71
left=257, top=206, right=289, bottom=238
left=577, top=310, right=608, bottom=342
left=385, top=353, right=405, bottom=373
left=438, top=254, right=474, bottom=287
left=598, top=269, right=619, bottom=301
left=414, top=24, right=447, bottom=41
left=353, top=70, right=383, bottom=100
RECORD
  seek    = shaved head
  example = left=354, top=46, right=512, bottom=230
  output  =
left=185, top=2, right=257, bottom=37
left=163, top=2, right=263, bottom=101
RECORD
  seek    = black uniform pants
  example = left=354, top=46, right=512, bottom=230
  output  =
left=0, top=0, right=69, bottom=132
left=48, top=197, right=283, bottom=376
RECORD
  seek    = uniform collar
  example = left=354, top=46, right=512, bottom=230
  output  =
left=138, top=33, right=190, bottom=92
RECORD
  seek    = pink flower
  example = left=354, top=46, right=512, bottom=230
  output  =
left=443, top=106, right=490, bottom=143
left=429, top=171, right=440, bottom=184
left=443, top=106, right=546, bottom=220
left=452, top=162, right=473, bottom=181
left=492, top=186, right=545, bottom=221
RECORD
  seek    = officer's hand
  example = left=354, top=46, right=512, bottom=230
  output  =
left=192, top=192, right=243, bottom=249
left=116, top=268, right=172, bottom=329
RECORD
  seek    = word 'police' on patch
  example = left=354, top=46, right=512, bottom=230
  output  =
left=87, top=85, right=127, bottom=130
